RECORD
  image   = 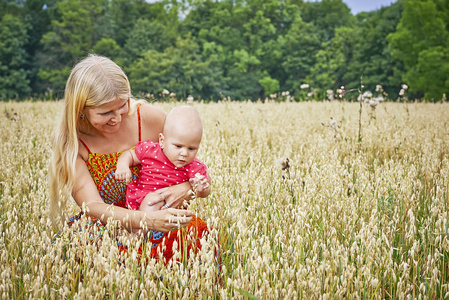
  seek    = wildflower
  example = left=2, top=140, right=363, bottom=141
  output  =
left=270, top=94, right=277, bottom=99
left=300, top=84, right=310, bottom=89
left=281, top=91, right=290, bottom=97
left=337, top=86, right=358, bottom=98
left=277, top=158, right=290, bottom=171
left=369, top=99, right=378, bottom=109
left=162, top=89, right=170, bottom=96
left=399, top=89, right=405, bottom=96
left=402, top=84, right=408, bottom=90
left=375, top=85, right=383, bottom=92
left=329, top=117, right=338, bottom=129
left=169, top=92, right=176, bottom=98
left=358, top=91, right=373, bottom=102
left=186, top=95, right=194, bottom=103
left=326, top=90, right=334, bottom=101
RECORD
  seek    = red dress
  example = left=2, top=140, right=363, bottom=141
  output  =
left=71, top=106, right=210, bottom=263
left=126, top=140, right=209, bottom=210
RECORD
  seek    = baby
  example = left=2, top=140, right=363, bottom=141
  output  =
left=115, top=106, right=211, bottom=213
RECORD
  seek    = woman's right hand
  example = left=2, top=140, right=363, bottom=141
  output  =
left=142, top=208, right=193, bottom=232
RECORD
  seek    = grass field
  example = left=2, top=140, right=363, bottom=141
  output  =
left=0, top=100, right=448, bottom=299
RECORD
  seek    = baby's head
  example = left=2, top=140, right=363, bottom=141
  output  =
left=159, top=106, right=203, bottom=168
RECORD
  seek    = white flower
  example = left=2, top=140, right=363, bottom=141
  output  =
left=300, top=84, right=310, bottom=89
left=399, top=89, right=405, bottom=96
left=369, top=99, right=378, bottom=108
left=329, top=118, right=337, bottom=129
left=162, top=89, right=170, bottom=96
left=186, top=95, right=194, bottom=103
left=375, top=85, right=383, bottom=92
left=270, top=94, right=277, bottom=99
left=363, top=91, right=372, bottom=98
left=402, top=84, right=408, bottom=90
left=169, top=92, right=176, bottom=98
left=374, top=95, right=384, bottom=102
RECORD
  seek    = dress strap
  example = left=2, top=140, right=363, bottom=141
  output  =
left=79, top=138, right=92, bottom=154
left=137, top=105, right=142, bottom=142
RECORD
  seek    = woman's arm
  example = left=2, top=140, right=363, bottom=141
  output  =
left=73, top=155, right=192, bottom=232
left=140, top=181, right=193, bottom=210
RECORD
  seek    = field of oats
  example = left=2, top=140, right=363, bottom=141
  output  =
left=0, top=99, right=448, bottom=299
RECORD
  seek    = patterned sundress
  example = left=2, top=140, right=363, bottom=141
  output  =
left=67, top=106, right=210, bottom=263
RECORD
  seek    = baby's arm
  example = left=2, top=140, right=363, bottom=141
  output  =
left=115, top=149, right=140, bottom=184
left=189, top=174, right=211, bottom=198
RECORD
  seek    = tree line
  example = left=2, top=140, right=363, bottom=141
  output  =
left=1, top=0, right=448, bottom=101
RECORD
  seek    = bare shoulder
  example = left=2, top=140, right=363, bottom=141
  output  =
left=78, top=139, right=90, bottom=161
left=139, top=102, right=166, bottom=123
left=139, top=103, right=166, bottom=141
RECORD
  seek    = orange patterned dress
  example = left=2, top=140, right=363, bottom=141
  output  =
left=70, top=106, right=210, bottom=263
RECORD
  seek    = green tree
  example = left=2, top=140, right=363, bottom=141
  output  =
left=128, top=34, right=226, bottom=100
left=0, top=14, right=31, bottom=99
left=301, top=0, right=354, bottom=41
left=91, top=37, right=121, bottom=61
left=122, top=19, right=176, bottom=64
left=343, top=2, right=404, bottom=97
left=109, top=0, right=155, bottom=46
left=388, top=0, right=449, bottom=100
left=306, top=26, right=356, bottom=94
left=38, top=0, right=113, bottom=92
left=281, top=16, right=321, bottom=97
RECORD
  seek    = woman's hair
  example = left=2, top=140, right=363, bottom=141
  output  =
left=48, top=54, right=136, bottom=226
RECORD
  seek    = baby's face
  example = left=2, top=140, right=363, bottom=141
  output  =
left=160, top=129, right=201, bottom=168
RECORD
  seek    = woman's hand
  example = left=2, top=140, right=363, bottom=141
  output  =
left=142, top=208, right=193, bottom=232
left=140, top=191, right=166, bottom=209
left=156, top=181, right=192, bottom=210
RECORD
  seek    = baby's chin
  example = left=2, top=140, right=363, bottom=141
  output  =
left=173, top=160, right=190, bottom=168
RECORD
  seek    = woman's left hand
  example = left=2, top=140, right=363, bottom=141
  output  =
left=156, top=181, right=192, bottom=210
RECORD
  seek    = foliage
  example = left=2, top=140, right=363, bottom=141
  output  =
left=388, top=0, right=449, bottom=100
left=0, top=0, right=448, bottom=101
left=0, top=14, right=30, bottom=99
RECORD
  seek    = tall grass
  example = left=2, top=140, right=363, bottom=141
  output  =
left=0, top=100, right=448, bottom=299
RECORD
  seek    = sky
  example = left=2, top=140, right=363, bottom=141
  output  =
left=342, top=0, right=397, bottom=15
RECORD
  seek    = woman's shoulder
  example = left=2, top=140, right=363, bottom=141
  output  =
left=78, top=139, right=90, bottom=161
left=136, top=101, right=166, bottom=141
left=138, top=102, right=166, bottom=121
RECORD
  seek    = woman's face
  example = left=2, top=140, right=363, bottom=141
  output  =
left=83, top=97, right=129, bottom=134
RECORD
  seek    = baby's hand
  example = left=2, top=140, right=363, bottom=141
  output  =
left=115, top=167, right=132, bottom=184
left=189, top=173, right=210, bottom=193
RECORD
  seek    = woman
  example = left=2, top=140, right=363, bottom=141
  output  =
left=49, top=54, right=209, bottom=262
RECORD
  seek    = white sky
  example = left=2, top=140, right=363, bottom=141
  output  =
left=342, top=0, right=397, bottom=14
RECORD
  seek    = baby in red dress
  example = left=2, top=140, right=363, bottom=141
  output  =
left=115, top=106, right=211, bottom=213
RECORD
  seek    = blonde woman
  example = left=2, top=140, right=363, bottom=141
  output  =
left=49, top=54, right=209, bottom=262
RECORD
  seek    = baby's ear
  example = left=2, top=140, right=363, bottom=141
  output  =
left=159, top=133, right=164, bottom=148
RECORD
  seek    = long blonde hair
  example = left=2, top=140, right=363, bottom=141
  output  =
left=48, top=54, right=136, bottom=227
